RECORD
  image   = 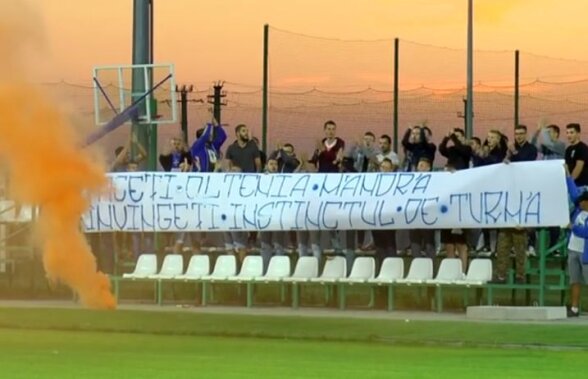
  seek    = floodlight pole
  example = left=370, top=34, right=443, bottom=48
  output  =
left=465, top=0, right=474, bottom=138
left=132, top=0, right=155, bottom=170
left=261, top=24, right=269, bottom=154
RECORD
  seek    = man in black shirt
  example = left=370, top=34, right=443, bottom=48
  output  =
left=492, top=125, right=538, bottom=284
left=223, top=124, right=261, bottom=263
left=507, top=125, right=538, bottom=162
left=225, top=125, right=261, bottom=173
left=439, top=128, right=472, bottom=170
left=565, top=123, right=588, bottom=191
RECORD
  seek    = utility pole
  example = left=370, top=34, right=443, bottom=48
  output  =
left=175, top=84, right=193, bottom=144
left=207, top=81, right=227, bottom=124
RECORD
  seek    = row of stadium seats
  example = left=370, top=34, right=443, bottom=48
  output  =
left=112, top=254, right=493, bottom=311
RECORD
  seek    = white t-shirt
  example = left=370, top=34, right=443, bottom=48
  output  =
left=568, top=210, right=588, bottom=253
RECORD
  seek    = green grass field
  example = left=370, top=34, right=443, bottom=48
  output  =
left=0, top=307, right=586, bottom=378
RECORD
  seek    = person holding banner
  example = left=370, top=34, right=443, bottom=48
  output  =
left=565, top=171, right=588, bottom=318
left=224, top=124, right=261, bottom=263
left=491, top=126, right=538, bottom=285
left=471, top=130, right=508, bottom=256
left=440, top=163, right=468, bottom=273
left=371, top=158, right=398, bottom=270
left=259, top=158, right=286, bottom=273
left=409, top=157, right=436, bottom=259
left=532, top=122, right=566, bottom=253
left=309, top=120, right=349, bottom=270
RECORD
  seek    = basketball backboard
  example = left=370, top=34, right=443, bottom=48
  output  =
left=92, top=63, right=177, bottom=126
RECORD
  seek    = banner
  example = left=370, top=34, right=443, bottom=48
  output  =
left=82, top=160, right=569, bottom=232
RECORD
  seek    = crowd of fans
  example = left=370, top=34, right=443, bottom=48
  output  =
left=101, top=118, right=588, bottom=316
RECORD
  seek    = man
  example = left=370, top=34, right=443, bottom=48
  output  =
left=310, top=120, right=345, bottom=173
left=439, top=128, right=472, bottom=170
left=472, top=129, right=507, bottom=166
left=191, top=121, right=227, bottom=173
left=176, top=121, right=228, bottom=258
left=440, top=163, right=468, bottom=272
left=269, top=142, right=303, bottom=173
left=346, top=131, right=380, bottom=251
left=309, top=120, right=349, bottom=271
left=375, top=134, right=400, bottom=170
left=506, top=125, right=538, bottom=163
left=409, top=158, right=436, bottom=258
left=259, top=158, right=286, bottom=273
left=159, top=137, right=192, bottom=172
left=532, top=123, right=565, bottom=251
left=565, top=123, right=588, bottom=192
left=111, top=134, right=147, bottom=172
left=371, top=158, right=398, bottom=270
left=492, top=125, right=538, bottom=284
left=401, top=126, right=436, bottom=172
left=565, top=174, right=588, bottom=317
left=532, top=123, right=565, bottom=160
left=348, top=131, right=379, bottom=173
left=225, top=124, right=261, bottom=173
left=471, top=130, right=508, bottom=256
left=224, top=124, right=261, bottom=263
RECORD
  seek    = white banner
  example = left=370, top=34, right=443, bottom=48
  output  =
left=82, top=160, right=569, bottom=232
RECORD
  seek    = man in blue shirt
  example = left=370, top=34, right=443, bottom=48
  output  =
left=190, top=121, right=227, bottom=172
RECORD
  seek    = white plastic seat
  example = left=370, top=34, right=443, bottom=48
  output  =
left=453, top=259, right=493, bottom=286
left=227, top=256, right=263, bottom=281
left=255, top=256, right=291, bottom=282
left=367, top=257, right=404, bottom=284
left=310, top=256, right=347, bottom=283
left=200, top=255, right=237, bottom=281
left=122, top=254, right=157, bottom=279
left=174, top=255, right=210, bottom=280
left=425, top=258, right=463, bottom=284
left=283, top=257, right=319, bottom=283
left=395, top=257, right=433, bottom=284
left=148, top=254, right=184, bottom=280
left=339, top=257, right=375, bottom=283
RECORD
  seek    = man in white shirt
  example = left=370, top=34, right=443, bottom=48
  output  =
left=374, top=134, right=400, bottom=170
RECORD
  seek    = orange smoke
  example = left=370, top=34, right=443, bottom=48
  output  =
left=0, top=1, right=115, bottom=309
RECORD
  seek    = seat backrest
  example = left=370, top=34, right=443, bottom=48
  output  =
left=210, top=255, right=237, bottom=277
left=132, top=254, right=158, bottom=276
left=158, top=254, right=184, bottom=276
left=238, top=256, right=263, bottom=277
left=434, top=258, right=463, bottom=281
left=465, top=259, right=493, bottom=282
left=184, top=255, right=210, bottom=277
left=320, top=256, right=347, bottom=279
left=376, top=257, right=404, bottom=280
left=291, top=257, right=319, bottom=279
left=405, top=257, right=433, bottom=280
left=263, top=256, right=291, bottom=279
left=347, top=257, right=375, bottom=280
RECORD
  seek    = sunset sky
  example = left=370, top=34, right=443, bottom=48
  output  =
left=26, top=0, right=588, bottom=86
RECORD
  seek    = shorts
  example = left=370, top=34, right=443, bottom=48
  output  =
left=568, top=250, right=588, bottom=284
left=441, top=229, right=467, bottom=244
